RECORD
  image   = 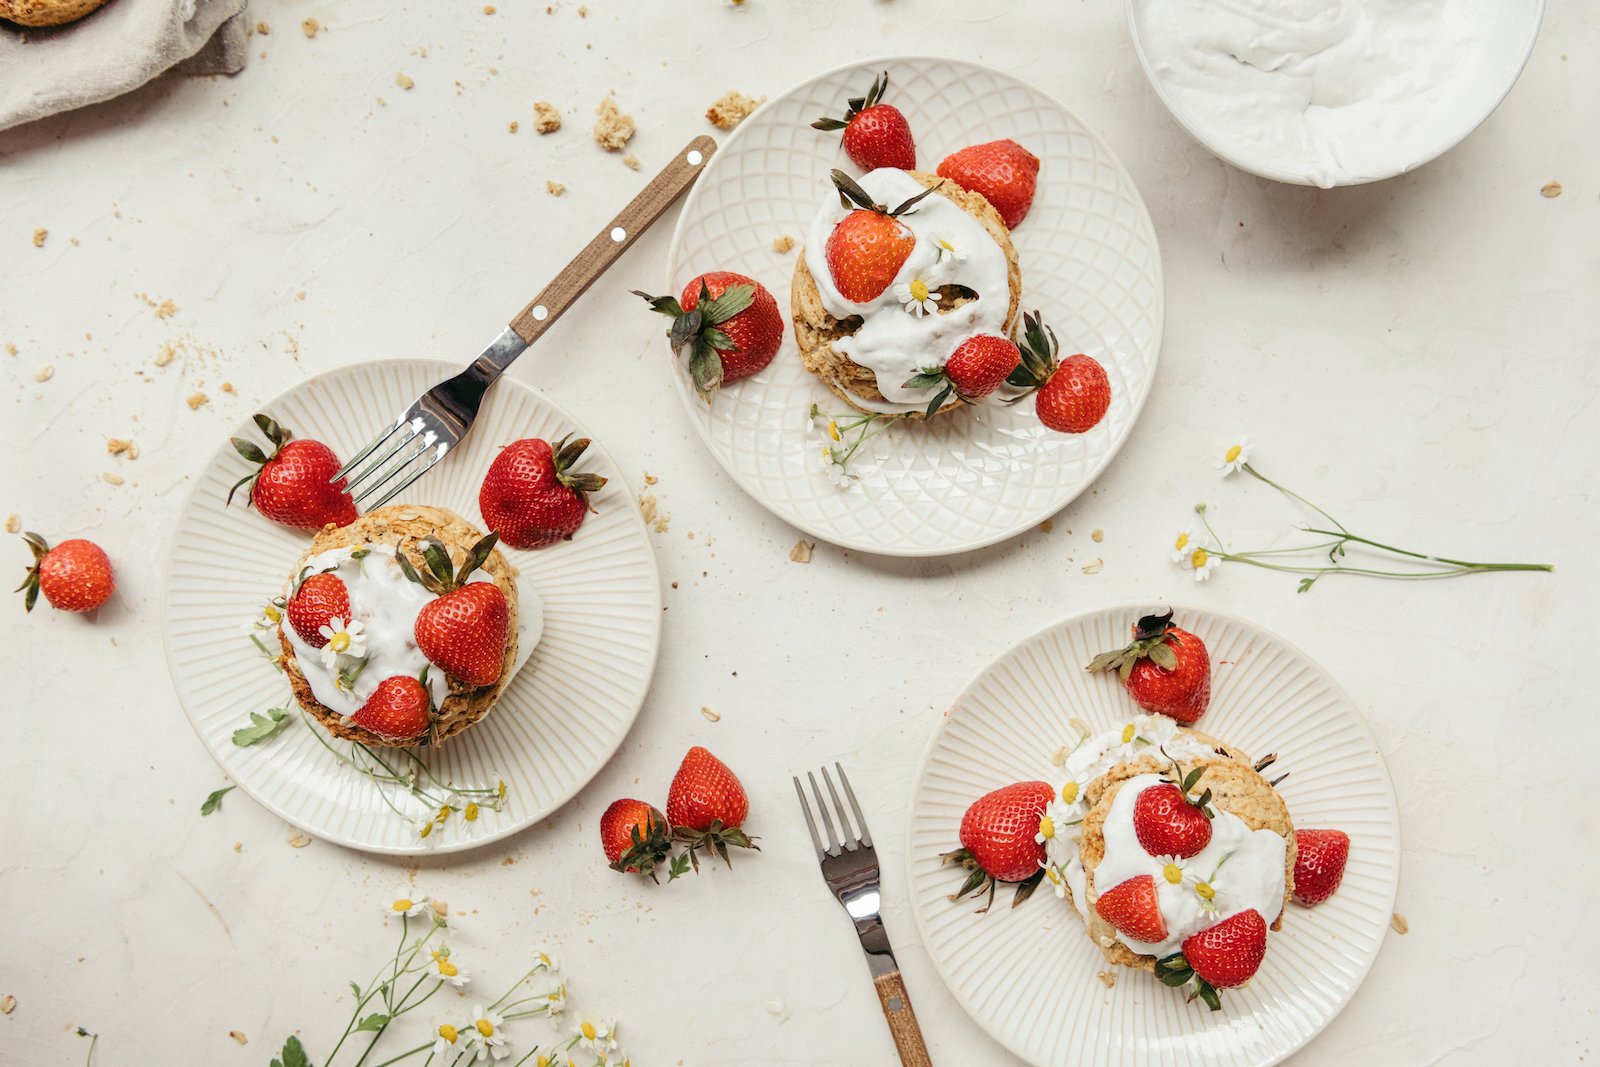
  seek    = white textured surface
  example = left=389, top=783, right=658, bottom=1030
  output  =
left=0, top=2, right=1596, bottom=1065
left=666, top=56, right=1162, bottom=555
left=909, top=605, right=1398, bottom=1067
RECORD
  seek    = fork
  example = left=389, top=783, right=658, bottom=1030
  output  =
left=794, top=764, right=933, bottom=1067
left=331, top=134, right=719, bottom=509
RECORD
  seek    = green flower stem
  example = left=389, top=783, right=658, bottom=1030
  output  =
left=1239, top=463, right=1348, bottom=532
left=1298, top=527, right=1554, bottom=572
left=353, top=972, right=435, bottom=1067
left=370, top=1043, right=433, bottom=1067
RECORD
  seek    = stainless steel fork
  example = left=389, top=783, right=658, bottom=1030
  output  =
left=794, top=764, right=933, bottom=1067
left=332, top=135, right=718, bottom=509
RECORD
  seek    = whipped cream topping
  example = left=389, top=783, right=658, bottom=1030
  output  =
left=803, top=167, right=1012, bottom=413
left=280, top=544, right=542, bottom=718
left=1042, top=716, right=1285, bottom=957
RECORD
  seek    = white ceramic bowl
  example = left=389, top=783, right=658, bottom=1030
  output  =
left=1126, top=0, right=1545, bottom=188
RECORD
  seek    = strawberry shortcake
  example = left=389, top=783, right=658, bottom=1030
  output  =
left=276, top=504, right=541, bottom=748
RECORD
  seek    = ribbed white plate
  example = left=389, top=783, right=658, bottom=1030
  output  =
left=908, top=604, right=1399, bottom=1066
left=663, top=56, right=1163, bottom=557
left=162, top=359, right=662, bottom=855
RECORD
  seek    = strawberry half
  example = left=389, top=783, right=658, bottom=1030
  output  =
left=227, top=413, right=357, bottom=532
left=1156, top=908, right=1268, bottom=1010
left=600, top=798, right=678, bottom=882
left=350, top=674, right=433, bottom=742
left=941, top=780, right=1053, bottom=913
left=286, top=571, right=351, bottom=648
left=635, top=272, right=783, bottom=402
left=479, top=436, right=608, bottom=550
left=16, top=533, right=115, bottom=613
left=666, top=746, right=759, bottom=870
left=1095, top=873, right=1169, bottom=944
left=823, top=169, right=941, bottom=303
left=1292, top=829, right=1351, bottom=907
left=937, top=139, right=1040, bottom=229
left=1086, top=609, right=1212, bottom=724
left=810, top=70, right=916, bottom=171
left=401, top=532, right=510, bottom=687
left=1006, top=312, right=1110, bottom=434
left=902, top=334, right=1021, bottom=417
left=1133, top=774, right=1215, bottom=859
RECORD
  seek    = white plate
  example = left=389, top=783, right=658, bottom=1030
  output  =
left=663, top=56, right=1163, bottom=557
left=162, top=359, right=662, bottom=855
left=907, top=604, right=1399, bottom=1066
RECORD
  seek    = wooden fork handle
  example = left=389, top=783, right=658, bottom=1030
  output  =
left=873, top=970, right=934, bottom=1067
left=507, top=134, right=718, bottom=346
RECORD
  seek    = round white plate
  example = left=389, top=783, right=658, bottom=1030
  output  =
left=162, top=359, right=662, bottom=855
left=908, top=604, right=1399, bottom=1067
left=663, top=56, right=1163, bottom=557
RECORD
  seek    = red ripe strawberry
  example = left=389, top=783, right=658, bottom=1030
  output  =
left=811, top=70, right=916, bottom=170
left=228, top=414, right=357, bottom=531
left=479, top=436, right=608, bottom=550
left=937, top=139, right=1040, bottom=229
left=1095, top=874, right=1169, bottom=944
left=600, top=798, right=675, bottom=881
left=400, top=532, right=510, bottom=686
left=1181, top=908, right=1268, bottom=990
left=16, top=533, right=114, bottom=613
left=350, top=674, right=432, bottom=741
left=1006, top=313, right=1109, bottom=434
left=285, top=571, right=350, bottom=648
left=635, top=272, right=783, bottom=402
left=822, top=169, right=943, bottom=303
left=666, top=746, right=759, bottom=868
left=904, top=334, right=1021, bottom=416
left=1292, top=829, right=1351, bottom=906
left=941, top=780, right=1053, bottom=912
left=1087, top=610, right=1212, bottom=724
left=1133, top=781, right=1216, bottom=859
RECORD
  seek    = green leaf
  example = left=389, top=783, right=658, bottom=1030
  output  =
left=200, top=785, right=235, bottom=816
left=631, top=290, right=685, bottom=318
left=273, top=1035, right=310, bottom=1067
left=354, top=1013, right=389, bottom=1032
left=701, top=326, right=734, bottom=353
left=687, top=339, right=724, bottom=402
left=460, top=532, right=498, bottom=583
left=902, top=371, right=945, bottom=391
left=889, top=181, right=942, bottom=218
left=232, top=706, right=291, bottom=747
left=348, top=981, right=362, bottom=997
left=1182, top=767, right=1203, bottom=792
left=810, top=117, right=848, bottom=131
left=925, top=385, right=952, bottom=419
left=231, top=438, right=267, bottom=464
left=420, top=536, right=454, bottom=586
left=667, top=307, right=703, bottom=350
left=667, top=850, right=693, bottom=882
left=1148, top=642, right=1178, bottom=671
left=253, top=413, right=289, bottom=448
left=396, top=550, right=427, bottom=588
left=700, top=284, right=754, bottom=325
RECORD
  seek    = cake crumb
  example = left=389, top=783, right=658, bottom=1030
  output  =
left=155, top=298, right=178, bottom=319
left=186, top=391, right=210, bottom=410
left=106, top=438, right=138, bottom=459
left=255, top=20, right=268, bottom=33
left=102, top=472, right=124, bottom=486
left=622, top=154, right=640, bottom=170
left=483, top=3, right=496, bottom=11
left=501, top=855, right=516, bottom=866
left=705, top=90, right=765, bottom=130
left=577, top=4, right=586, bottom=13
left=1091, top=528, right=1104, bottom=542
left=1097, top=971, right=1117, bottom=989
left=4, top=514, right=19, bottom=534
left=533, top=101, right=562, bottom=133
left=1541, top=180, right=1563, bottom=198
left=396, top=72, right=415, bottom=91
left=33, top=364, right=53, bottom=382
left=789, top=539, right=814, bottom=563
left=4, top=342, right=15, bottom=356
left=1081, top=557, right=1103, bottom=574
left=638, top=492, right=670, bottom=533
left=592, top=95, right=635, bottom=151
left=153, top=343, right=176, bottom=367
left=772, top=234, right=794, bottom=254
left=232, top=841, right=243, bottom=853
left=31, top=229, right=46, bottom=248
left=1390, top=912, right=1409, bottom=935
left=700, top=706, right=720, bottom=723
left=0, top=994, right=14, bottom=1014
left=545, top=180, right=566, bottom=196
left=300, top=17, right=319, bottom=37
left=221, top=382, right=236, bottom=394
left=376, top=96, right=388, bottom=107
left=643, top=471, right=658, bottom=485
left=508, top=121, right=519, bottom=133
left=1039, top=519, right=1054, bottom=533
left=229, top=1031, right=248, bottom=1045
left=286, top=832, right=312, bottom=848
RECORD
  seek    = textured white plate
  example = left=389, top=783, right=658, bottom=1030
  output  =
left=908, top=604, right=1399, bottom=1066
left=663, top=56, right=1163, bottom=557
left=162, top=359, right=662, bottom=855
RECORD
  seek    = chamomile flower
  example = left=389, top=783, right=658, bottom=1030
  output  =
left=1169, top=525, right=1196, bottom=564
left=431, top=947, right=471, bottom=988
left=544, top=980, right=568, bottom=1016
left=465, top=1005, right=510, bottom=1061
left=1044, top=864, right=1068, bottom=900
left=1188, top=547, right=1218, bottom=582
left=534, top=951, right=560, bottom=973
left=432, top=1022, right=464, bottom=1057
left=317, top=616, right=366, bottom=668
left=1215, top=436, right=1252, bottom=476
left=930, top=231, right=967, bottom=262
left=249, top=596, right=286, bottom=632
left=381, top=887, right=429, bottom=920
left=824, top=461, right=857, bottom=489
left=1034, top=812, right=1057, bottom=845
left=894, top=275, right=941, bottom=317
left=1157, top=855, right=1188, bottom=886
left=574, top=1016, right=617, bottom=1053
left=413, top=818, right=442, bottom=847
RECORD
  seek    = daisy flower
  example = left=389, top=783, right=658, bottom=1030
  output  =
left=824, top=462, right=856, bottom=489
left=1157, top=855, right=1188, bottom=887
left=432, top=1022, right=464, bottom=1057
left=1215, top=436, right=1251, bottom=476
left=249, top=596, right=286, bottom=632
left=544, top=980, right=568, bottom=1016
left=930, top=232, right=967, bottom=262
left=894, top=275, right=941, bottom=317
left=1169, top=525, right=1196, bottom=564
left=1188, top=547, right=1218, bottom=582
left=574, top=1016, right=617, bottom=1054
left=431, top=947, right=470, bottom=988
left=534, top=951, right=560, bottom=973
left=317, top=616, right=366, bottom=668
left=1033, top=811, right=1058, bottom=846
left=381, top=886, right=428, bottom=920
left=465, top=1005, right=510, bottom=1061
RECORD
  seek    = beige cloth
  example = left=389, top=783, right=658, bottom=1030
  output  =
left=0, top=0, right=247, bottom=133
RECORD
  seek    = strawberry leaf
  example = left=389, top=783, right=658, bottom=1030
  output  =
left=924, top=384, right=953, bottom=419
left=460, top=532, right=498, bottom=584
left=889, top=181, right=942, bottom=218
left=396, top=550, right=426, bottom=588
left=668, top=308, right=703, bottom=351
left=687, top=338, right=724, bottom=402
left=902, top=371, right=946, bottom=391
left=1148, top=642, right=1179, bottom=671
left=701, top=326, right=735, bottom=353
left=200, top=785, right=235, bottom=815
left=253, top=412, right=289, bottom=448
left=231, top=437, right=268, bottom=464
left=810, top=117, right=848, bottom=131
left=700, top=284, right=754, bottom=326
left=632, top=290, right=685, bottom=318
left=420, top=536, right=454, bottom=586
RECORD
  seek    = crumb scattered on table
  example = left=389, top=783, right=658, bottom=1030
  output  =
left=1541, top=180, right=1563, bottom=198
left=0, top=995, right=13, bottom=1014
left=577, top=4, right=586, bottom=14
left=286, top=832, right=312, bottom=848
left=638, top=492, right=669, bottom=533
left=483, top=3, right=496, bottom=11
left=1390, top=912, right=1409, bottom=935
left=789, top=539, right=814, bottom=563
left=4, top=342, right=15, bottom=356
left=186, top=391, right=210, bottom=410
left=592, top=95, right=635, bottom=151
left=229, top=1031, right=248, bottom=1045
left=507, top=121, right=519, bottom=133
left=396, top=72, right=415, bottom=91
left=546, top=180, right=566, bottom=196
left=622, top=154, right=640, bottom=170
left=102, top=472, right=124, bottom=486
left=106, top=438, right=138, bottom=459
left=1097, top=971, right=1116, bottom=989
left=4, top=515, right=19, bottom=534
left=772, top=234, right=794, bottom=254
left=706, top=90, right=765, bottom=130
left=700, top=706, right=720, bottom=722
left=1039, top=519, right=1054, bottom=533
left=643, top=471, right=658, bottom=485
left=153, top=343, right=176, bottom=367
left=221, top=382, right=236, bottom=394
left=255, top=20, right=268, bottom=33
left=1081, top=558, right=1103, bottom=574
left=1091, top=528, right=1104, bottom=542
left=301, top=17, right=319, bottom=37
left=33, top=364, right=53, bottom=382
left=232, top=841, right=243, bottom=853
left=31, top=229, right=46, bottom=248
left=533, top=101, right=562, bottom=133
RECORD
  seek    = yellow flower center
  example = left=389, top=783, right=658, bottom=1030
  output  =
left=581, top=1021, right=598, bottom=1040
left=438, top=959, right=458, bottom=977
left=497, top=779, right=507, bottom=800
left=539, top=953, right=554, bottom=969
left=909, top=279, right=930, bottom=303
left=1045, top=866, right=1061, bottom=884
left=538, top=1057, right=552, bottom=1067
left=437, top=1024, right=458, bottom=1044
left=1038, top=816, right=1055, bottom=839
left=329, top=632, right=350, bottom=653
left=1224, top=444, right=1243, bottom=464
left=1061, top=781, right=1078, bottom=804
left=264, top=604, right=282, bottom=622
left=1174, top=531, right=1189, bottom=551
left=391, top=897, right=413, bottom=912
left=475, top=1018, right=495, bottom=1037
left=1195, top=881, right=1215, bottom=900
left=418, top=822, right=433, bottom=839
left=464, top=802, right=479, bottom=822
left=827, top=420, right=841, bottom=442
left=436, top=805, right=452, bottom=824
left=1121, top=724, right=1135, bottom=744
left=1191, top=547, right=1209, bottom=569
left=1163, top=863, right=1183, bottom=884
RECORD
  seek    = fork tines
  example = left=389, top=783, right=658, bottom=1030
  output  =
left=333, top=414, right=449, bottom=510
left=793, top=762, right=874, bottom=858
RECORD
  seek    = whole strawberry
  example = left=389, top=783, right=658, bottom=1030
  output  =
left=1156, top=908, right=1268, bottom=1010
left=228, top=413, right=357, bottom=531
left=286, top=571, right=350, bottom=648
left=1007, top=312, right=1110, bottom=434
left=635, top=272, right=783, bottom=402
left=937, top=139, right=1040, bottom=229
left=941, top=780, right=1053, bottom=912
left=1087, top=609, right=1212, bottom=723
left=666, top=746, right=758, bottom=869
left=403, top=533, right=510, bottom=687
left=1292, top=829, right=1351, bottom=907
left=904, top=334, right=1021, bottom=416
left=479, top=436, right=608, bottom=550
left=823, top=169, right=940, bottom=303
left=16, top=533, right=114, bottom=613
left=1133, top=766, right=1216, bottom=859
left=1095, top=873, right=1168, bottom=944
left=811, top=70, right=916, bottom=171
left=350, top=674, right=433, bottom=741
left=600, top=798, right=676, bottom=882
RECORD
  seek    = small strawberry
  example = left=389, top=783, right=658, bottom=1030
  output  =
left=1095, top=874, right=1169, bottom=944
left=902, top=334, right=1021, bottom=417
left=16, top=533, right=114, bottom=613
left=941, top=780, right=1053, bottom=912
left=810, top=70, right=916, bottom=171
left=1006, top=312, right=1110, bottom=434
left=227, top=413, right=357, bottom=531
left=285, top=571, right=351, bottom=648
left=1292, top=829, right=1351, bottom=907
left=1133, top=765, right=1216, bottom=859
left=937, top=139, right=1040, bottom=229
left=1087, top=609, right=1212, bottom=724
left=350, top=673, right=433, bottom=741
left=823, top=169, right=941, bottom=303
left=665, top=746, right=759, bottom=869
left=635, top=272, right=783, bottom=402
left=479, top=436, right=608, bottom=550
left=600, top=798, right=677, bottom=882
left=403, top=533, right=510, bottom=686
left=1156, top=908, right=1268, bottom=1010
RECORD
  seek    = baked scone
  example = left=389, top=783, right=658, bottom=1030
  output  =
left=277, top=504, right=521, bottom=748
left=0, top=0, right=112, bottom=26
left=793, top=168, right=1022, bottom=417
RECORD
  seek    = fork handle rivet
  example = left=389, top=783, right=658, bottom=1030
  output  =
left=686, top=149, right=704, bottom=166
left=609, top=226, right=626, bottom=243
left=532, top=305, right=549, bottom=321
left=889, top=996, right=904, bottom=1012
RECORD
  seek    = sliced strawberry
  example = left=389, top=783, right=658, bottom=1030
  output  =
left=286, top=571, right=351, bottom=648
left=1095, top=874, right=1169, bottom=944
left=350, top=675, right=432, bottom=741
left=937, top=139, right=1040, bottom=229
left=823, top=170, right=939, bottom=303
left=1292, top=829, right=1351, bottom=906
